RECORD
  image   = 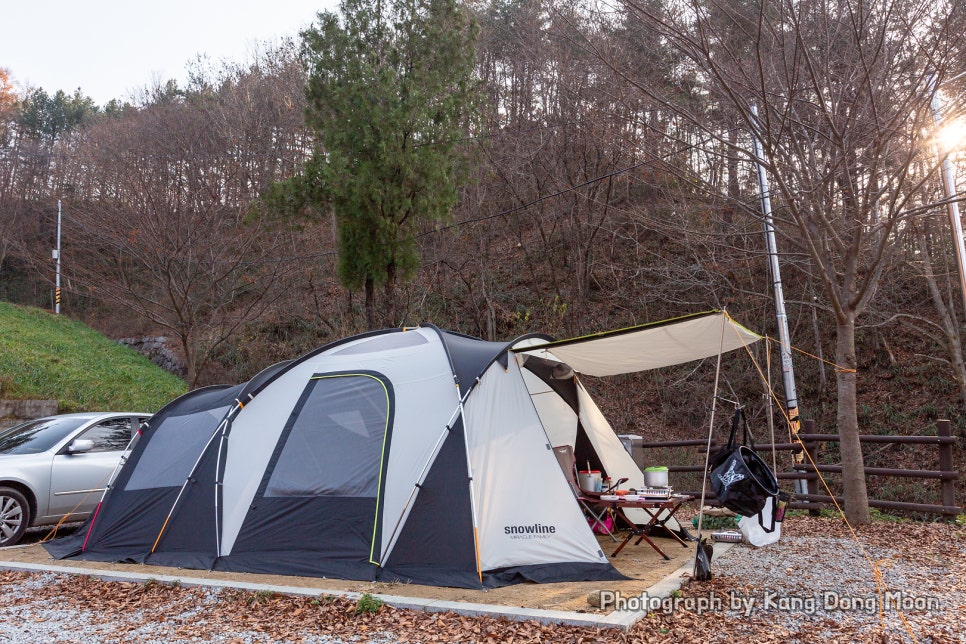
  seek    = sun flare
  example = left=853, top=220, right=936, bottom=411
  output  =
left=935, top=118, right=966, bottom=153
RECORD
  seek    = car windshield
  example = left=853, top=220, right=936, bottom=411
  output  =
left=0, top=417, right=90, bottom=454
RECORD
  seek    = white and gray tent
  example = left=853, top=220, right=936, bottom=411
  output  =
left=47, top=311, right=759, bottom=588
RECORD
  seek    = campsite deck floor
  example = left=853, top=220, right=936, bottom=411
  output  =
left=0, top=530, right=694, bottom=614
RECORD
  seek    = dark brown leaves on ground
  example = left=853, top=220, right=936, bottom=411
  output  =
left=3, top=516, right=963, bottom=643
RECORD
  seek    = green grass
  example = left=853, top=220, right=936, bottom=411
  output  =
left=0, top=301, right=186, bottom=413
left=354, top=593, right=383, bottom=614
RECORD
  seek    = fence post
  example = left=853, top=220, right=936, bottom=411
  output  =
left=937, top=419, right=958, bottom=520
left=801, top=419, right=821, bottom=516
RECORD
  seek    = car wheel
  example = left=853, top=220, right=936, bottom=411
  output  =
left=0, top=487, right=30, bottom=547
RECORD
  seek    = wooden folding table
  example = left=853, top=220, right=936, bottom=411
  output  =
left=605, top=494, right=692, bottom=559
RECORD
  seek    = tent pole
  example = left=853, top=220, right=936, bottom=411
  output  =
left=150, top=408, right=237, bottom=555
left=209, top=399, right=247, bottom=558
left=456, top=389, right=484, bottom=585
left=379, top=404, right=463, bottom=565
left=78, top=420, right=144, bottom=551
left=213, top=418, right=230, bottom=557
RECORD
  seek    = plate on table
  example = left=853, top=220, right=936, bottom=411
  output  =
left=600, top=494, right=619, bottom=501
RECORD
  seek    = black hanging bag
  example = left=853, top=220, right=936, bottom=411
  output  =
left=709, top=408, right=780, bottom=517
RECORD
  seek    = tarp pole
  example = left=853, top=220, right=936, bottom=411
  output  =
left=751, top=104, right=806, bottom=495
left=694, top=311, right=728, bottom=578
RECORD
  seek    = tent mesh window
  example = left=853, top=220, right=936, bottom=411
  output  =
left=125, top=406, right=230, bottom=491
left=265, top=374, right=391, bottom=498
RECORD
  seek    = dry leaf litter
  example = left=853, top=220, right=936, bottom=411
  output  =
left=0, top=516, right=963, bottom=643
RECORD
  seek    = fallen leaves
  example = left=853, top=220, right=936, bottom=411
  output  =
left=2, top=516, right=964, bottom=643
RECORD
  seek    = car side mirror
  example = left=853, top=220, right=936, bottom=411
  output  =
left=68, top=438, right=95, bottom=454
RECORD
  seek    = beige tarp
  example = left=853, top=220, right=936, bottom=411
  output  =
left=513, top=311, right=760, bottom=377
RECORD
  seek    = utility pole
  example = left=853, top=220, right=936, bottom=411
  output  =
left=54, top=200, right=62, bottom=314
left=750, top=104, right=806, bottom=494
left=928, top=72, right=966, bottom=316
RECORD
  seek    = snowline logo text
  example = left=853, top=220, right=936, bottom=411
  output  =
left=504, top=523, right=556, bottom=539
left=599, top=590, right=942, bottom=615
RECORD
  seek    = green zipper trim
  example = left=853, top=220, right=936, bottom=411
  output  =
left=309, top=373, right=391, bottom=566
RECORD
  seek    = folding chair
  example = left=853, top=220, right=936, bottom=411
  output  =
left=552, top=445, right=619, bottom=542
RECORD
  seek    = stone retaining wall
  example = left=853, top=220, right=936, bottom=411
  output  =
left=117, top=336, right=186, bottom=378
left=0, top=399, right=58, bottom=429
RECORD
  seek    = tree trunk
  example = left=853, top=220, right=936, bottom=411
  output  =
left=835, top=316, right=871, bottom=524
left=385, top=261, right=397, bottom=327
left=365, top=276, right=375, bottom=330
left=947, top=331, right=966, bottom=408
left=179, top=333, right=198, bottom=389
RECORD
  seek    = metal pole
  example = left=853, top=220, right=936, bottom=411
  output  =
left=750, top=104, right=806, bottom=495
left=55, top=200, right=62, bottom=314
left=928, top=73, right=966, bottom=317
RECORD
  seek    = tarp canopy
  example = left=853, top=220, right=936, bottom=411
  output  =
left=513, top=311, right=760, bottom=377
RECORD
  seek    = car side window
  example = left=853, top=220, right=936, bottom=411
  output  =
left=77, top=417, right=134, bottom=453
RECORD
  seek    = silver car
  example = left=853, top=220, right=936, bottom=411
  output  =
left=0, top=412, right=150, bottom=547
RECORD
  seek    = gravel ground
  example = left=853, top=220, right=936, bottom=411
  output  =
left=688, top=535, right=963, bottom=642
left=657, top=517, right=966, bottom=643
left=0, top=516, right=963, bottom=643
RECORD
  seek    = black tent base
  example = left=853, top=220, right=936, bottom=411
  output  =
left=483, top=562, right=627, bottom=588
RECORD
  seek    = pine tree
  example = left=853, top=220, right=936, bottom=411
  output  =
left=300, top=0, right=481, bottom=326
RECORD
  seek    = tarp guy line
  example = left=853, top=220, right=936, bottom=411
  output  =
left=732, top=327, right=916, bottom=640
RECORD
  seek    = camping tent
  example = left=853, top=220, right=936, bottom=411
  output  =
left=47, top=311, right=759, bottom=589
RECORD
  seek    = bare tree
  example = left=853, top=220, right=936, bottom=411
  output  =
left=58, top=52, right=308, bottom=386
left=599, top=0, right=958, bottom=522
left=876, top=215, right=966, bottom=408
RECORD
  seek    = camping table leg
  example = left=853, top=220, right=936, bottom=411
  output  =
left=608, top=497, right=691, bottom=560
left=629, top=507, right=670, bottom=560
left=633, top=500, right=689, bottom=550
left=609, top=509, right=641, bottom=558
left=610, top=504, right=669, bottom=559
left=633, top=530, right=669, bottom=559
left=608, top=501, right=669, bottom=559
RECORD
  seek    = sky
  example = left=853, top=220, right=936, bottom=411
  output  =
left=1, top=1, right=339, bottom=106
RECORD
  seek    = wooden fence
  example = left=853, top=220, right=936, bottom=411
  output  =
left=636, top=418, right=961, bottom=519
